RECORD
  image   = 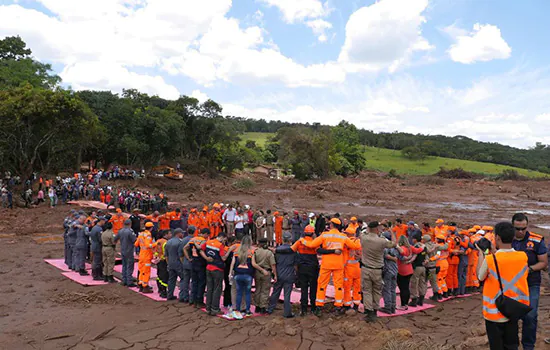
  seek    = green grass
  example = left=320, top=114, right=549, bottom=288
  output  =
left=240, top=132, right=548, bottom=178
left=240, top=132, right=274, bottom=147
left=362, top=146, right=548, bottom=178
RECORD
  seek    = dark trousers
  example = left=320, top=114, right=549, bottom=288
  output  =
left=458, top=260, right=468, bottom=295
left=167, top=267, right=183, bottom=299
left=223, top=259, right=232, bottom=307
left=91, top=250, right=102, bottom=278
left=121, top=254, right=134, bottom=285
left=397, top=274, right=412, bottom=306
left=206, top=269, right=224, bottom=313
left=268, top=279, right=293, bottom=317
left=485, top=319, right=519, bottom=350
left=521, top=284, right=540, bottom=350
left=191, top=265, right=206, bottom=304
left=74, top=248, right=87, bottom=271
left=298, top=265, right=319, bottom=309
left=156, top=260, right=168, bottom=296
left=181, top=268, right=192, bottom=302
left=67, top=243, right=74, bottom=269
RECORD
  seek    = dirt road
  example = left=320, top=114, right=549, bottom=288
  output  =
left=1, top=174, right=549, bottom=350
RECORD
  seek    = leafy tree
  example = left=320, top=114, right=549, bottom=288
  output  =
left=401, top=146, right=427, bottom=162
left=0, top=36, right=60, bottom=89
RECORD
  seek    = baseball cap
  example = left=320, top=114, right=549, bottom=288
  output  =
left=308, top=213, right=315, bottom=218
left=407, top=221, right=415, bottom=225
left=436, top=219, right=444, bottom=224
left=145, top=222, right=154, bottom=228
left=330, top=218, right=342, bottom=226
left=282, top=232, right=292, bottom=240
left=124, top=219, right=131, bottom=225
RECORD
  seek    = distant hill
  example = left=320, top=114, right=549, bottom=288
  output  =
left=240, top=132, right=548, bottom=178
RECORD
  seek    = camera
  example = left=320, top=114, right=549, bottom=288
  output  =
left=475, top=237, right=491, bottom=252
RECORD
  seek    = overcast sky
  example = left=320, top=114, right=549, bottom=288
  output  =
left=1, top=0, right=550, bottom=148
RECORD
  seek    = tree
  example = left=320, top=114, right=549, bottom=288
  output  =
left=401, top=146, right=427, bottom=162
left=0, top=84, right=98, bottom=177
left=0, top=36, right=60, bottom=89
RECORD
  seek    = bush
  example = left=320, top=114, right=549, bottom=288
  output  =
left=435, top=167, right=480, bottom=179
left=232, top=178, right=256, bottom=189
left=401, top=146, right=427, bottom=161
left=496, top=169, right=527, bottom=181
left=387, top=169, right=399, bottom=178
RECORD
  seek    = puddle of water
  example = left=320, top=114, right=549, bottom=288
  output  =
left=418, top=202, right=490, bottom=211
left=524, top=209, right=550, bottom=216
left=264, top=189, right=291, bottom=194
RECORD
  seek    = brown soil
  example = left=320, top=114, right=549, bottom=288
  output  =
left=2, top=173, right=550, bottom=350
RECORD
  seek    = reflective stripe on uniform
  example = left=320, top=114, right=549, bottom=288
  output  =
left=315, top=298, right=325, bottom=303
left=157, top=277, right=168, bottom=287
left=347, top=260, right=359, bottom=264
left=321, top=234, right=345, bottom=239
left=145, top=263, right=151, bottom=267
left=344, top=301, right=353, bottom=306
left=485, top=266, right=530, bottom=304
left=206, top=245, right=220, bottom=251
left=334, top=299, right=343, bottom=303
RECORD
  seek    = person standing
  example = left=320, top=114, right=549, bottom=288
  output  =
left=435, top=233, right=450, bottom=298
left=290, top=211, right=302, bottom=243
left=165, top=228, right=184, bottom=301
left=477, top=221, right=530, bottom=350
left=456, top=230, right=470, bottom=296
left=274, top=211, right=283, bottom=246
left=185, top=228, right=209, bottom=308
left=267, top=233, right=295, bottom=318
left=87, top=217, right=105, bottom=281
left=155, top=231, right=169, bottom=298
left=200, top=230, right=234, bottom=316
left=135, top=222, right=157, bottom=293
left=114, top=220, right=137, bottom=287
left=424, top=234, right=448, bottom=301
left=252, top=238, right=276, bottom=314
left=360, top=221, right=397, bottom=322
left=265, top=210, right=274, bottom=246
left=73, top=215, right=89, bottom=276
left=179, top=226, right=195, bottom=303
left=235, top=210, right=245, bottom=240
left=101, top=222, right=117, bottom=283
left=511, top=213, right=548, bottom=350
left=396, top=235, right=423, bottom=310
left=300, top=218, right=362, bottom=315
left=222, top=204, right=237, bottom=238
left=255, top=210, right=266, bottom=241
left=343, top=226, right=362, bottom=312
left=129, top=209, right=141, bottom=237
left=381, top=231, right=399, bottom=315
left=409, top=233, right=427, bottom=307
left=229, top=236, right=257, bottom=319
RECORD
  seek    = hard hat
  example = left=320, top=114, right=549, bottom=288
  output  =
left=468, top=228, right=477, bottom=233
left=350, top=216, right=357, bottom=221
left=116, top=208, right=122, bottom=213
left=436, top=219, right=444, bottom=224
left=203, top=206, right=208, bottom=211
left=344, top=227, right=356, bottom=235
left=244, top=205, right=250, bottom=209
left=145, top=222, right=154, bottom=228
left=213, top=203, right=219, bottom=208
left=459, top=230, right=469, bottom=235
left=304, top=225, right=315, bottom=234
left=308, top=213, right=315, bottom=218
left=273, top=211, right=279, bottom=216
left=473, top=225, right=481, bottom=231
left=477, top=230, right=486, bottom=235
left=435, top=233, right=446, bottom=240
left=330, top=218, right=342, bottom=226
left=482, top=226, right=493, bottom=231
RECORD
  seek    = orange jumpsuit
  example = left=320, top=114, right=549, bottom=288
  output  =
left=188, top=211, right=199, bottom=234
left=343, top=234, right=362, bottom=307
left=467, top=233, right=481, bottom=288
left=100, top=191, right=105, bottom=204
left=423, top=227, right=435, bottom=241
left=110, top=214, right=125, bottom=235
left=302, top=229, right=361, bottom=307
left=158, top=214, right=170, bottom=232
left=198, top=211, right=209, bottom=231
left=134, top=229, right=157, bottom=288
left=435, top=242, right=450, bottom=294
left=434, top=225, right=447, bottom=239
left=392, top=224, right=408, bottom=240
left=446, top=237, right=459, bottom=291
left=208, top=210, right=223, bottom=239
left=274, top=215, right=283, bottom=245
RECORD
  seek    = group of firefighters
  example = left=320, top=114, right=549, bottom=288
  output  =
left=62, top=200, right=508, bottom=322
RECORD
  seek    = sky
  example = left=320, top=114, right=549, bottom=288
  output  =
left=1, top=0, right=550, bottom=148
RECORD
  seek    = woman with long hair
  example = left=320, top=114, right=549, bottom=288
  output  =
left=229, top=235, right=255, bottom=319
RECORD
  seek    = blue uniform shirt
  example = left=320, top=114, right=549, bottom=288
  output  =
left=512, top=231, right=547, bottom=286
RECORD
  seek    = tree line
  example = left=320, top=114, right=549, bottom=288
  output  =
left=1, top=36, right=549, bottom=181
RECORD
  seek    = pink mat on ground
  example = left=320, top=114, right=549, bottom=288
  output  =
left=45, top=258, right=91, bottom=271
left=61, top=271, right=108, bottom=286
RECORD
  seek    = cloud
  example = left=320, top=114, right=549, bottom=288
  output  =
left=61, top=62, right=180, bottom=99
left=306, top=19, right=332, bottom=42
left=447, top=120, right=531, bottom=141
left=338, top=0, right=433, bottom=73
left=447, top=23, right=512, bottom=64
left=191, top=90, right=209, bottom=103
left=258, top=0, right=331, bottom=23
left=535, top=113, right=550, bottom=123
left=474, top=113, right=523, bottom=122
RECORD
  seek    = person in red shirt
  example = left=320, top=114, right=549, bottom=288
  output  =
left=199, top=230, right=235, bottom=316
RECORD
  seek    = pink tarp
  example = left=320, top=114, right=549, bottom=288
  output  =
left=45, top=259, right=91, bottom=272
left=61, top=271, right=108, bottom=286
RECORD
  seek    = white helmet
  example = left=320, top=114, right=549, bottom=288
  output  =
left=308, top=213, right=315, bottom=218
left=244, top=205, right=250, bottom=209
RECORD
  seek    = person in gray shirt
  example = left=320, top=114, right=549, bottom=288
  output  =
left=165, top=228, right=184, bottom=301
left=87, top=217, right=106, bottom=280
left=73, top=215, right=89, bottom=276
left=381, top=230, right=399, bottom=315
left=180, top=226, right=195, bottom=303
left=114, top=220, right=136, bottom=287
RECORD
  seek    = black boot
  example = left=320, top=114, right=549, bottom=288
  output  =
left=300, top=307, right=307, bottom=317
left=437, top=293, right=443, bottom=301
left=363, top=310, right=373, bottom=323
left=429, top=294, right=439, bottom=301
left=418, top=296, right=424, bottom=306
left=103, top=275, right=109, bottom=282
left=138, top=285, right=143, bottom=292
left=353, top=304, right=360, bottom=312
left=409, top=298, right=418, bottom=307
left=79, top=269, right=89, bottom=276
left=108, top=276, right=116, bottom=283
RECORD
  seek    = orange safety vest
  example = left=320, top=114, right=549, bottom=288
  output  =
left=482, top=251, right=529, bottom=322
left=155, top=238, right=167, bottom=260
left=135, top=230, right=156, bottom=258
left=198, top=212, right=209, bottom=230
left=159, top=214, right=170, bottom=231
left=343, top=236, right=361, bottom=267
left=434, top=225, right=448, bottom=238
left=189, top=236, right=206, bottom=257
left=188, top=213, right=199, bottom=230
left=303, top=229, right=361, bottom=270
left=292, top=236, right=317, bottom=255
left=110, top=215, right=125, bottom=235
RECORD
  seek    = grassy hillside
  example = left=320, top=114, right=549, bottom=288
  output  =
left=241, top=132, right=548, bottom=178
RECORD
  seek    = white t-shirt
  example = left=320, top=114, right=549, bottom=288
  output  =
left=223, top=208, right=237, bottom=222
left=235, top=215, right=244, bottom=229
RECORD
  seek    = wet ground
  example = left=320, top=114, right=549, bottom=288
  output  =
left=1, top=173, right=550, bottom=349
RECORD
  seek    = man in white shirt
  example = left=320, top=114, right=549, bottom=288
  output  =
left=222, top=204, right=237, bottom=237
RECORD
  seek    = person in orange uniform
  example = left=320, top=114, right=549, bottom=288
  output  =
left=343, top=226, right=362, bottom=311
left=146, top=211, right=160, bottom=240
left=300, top=218, right=362, bottom=315
left=198, top=206, right=210, bottom=233
left=99, top=190, right=105, bottom=204
left=446, top=224, right=459, bottom=296
left=483, top=226, right=496, bottom=248
left=434, top=233, right=450, bottom=298
left=274, top=212, right=283, bottom=246
left=392, top=219, right=408, bottom=240
left=167, top=208, right=182, bottom=232
left=109, top=209, right=125, bottom=235
left=208, top=204, right=223, bottom=239
left=135, top=222, right=157, bottom=293
left=188, top=208, right=200, bottom=235
left=467, top=227, right=483, bottom=293
left=434, top=219, right=447, bottom=238
left=422, top=222, right=435, bottom=241
left=158, top=212, right=171, bottom=240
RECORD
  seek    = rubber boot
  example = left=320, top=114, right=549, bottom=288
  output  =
left=437, top=293, right=443, bottom=301
left=418, top=296, right=424, bottom=306
left=108, top=276, right=116, bottom=283
left=409, top=298, right=418, bottom=307
left=429, top=294, right=439, bottom=301
left=104, top=275, right=109, bottom=282
left=142, top=286, right=153, bottom=294
left=79, top=269, right=89, bottom=276
left=139, top=285, right=143, bottom=292
left=353, top=304, right=360, bottom=312
left=363, top=310, right=373, bottom=323
left=300, top=307, right=308, bottom=317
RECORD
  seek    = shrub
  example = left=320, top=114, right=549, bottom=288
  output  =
left=232, top=178, right=256, bottom=189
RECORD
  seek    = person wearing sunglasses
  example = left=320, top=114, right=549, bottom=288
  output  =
left=511, top=213, right=548, bottom=350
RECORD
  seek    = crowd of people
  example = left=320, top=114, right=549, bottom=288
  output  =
left=62, top=202, right=548, bottom=350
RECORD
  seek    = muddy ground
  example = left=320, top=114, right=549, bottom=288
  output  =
left=1, top=173, right=550, bottom=350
